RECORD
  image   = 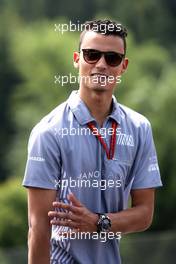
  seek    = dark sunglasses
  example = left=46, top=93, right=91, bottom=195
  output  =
left=81, top=49, right=125, bottom=67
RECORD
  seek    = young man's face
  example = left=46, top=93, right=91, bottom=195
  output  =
left=74, top=30, right=128, bottom=94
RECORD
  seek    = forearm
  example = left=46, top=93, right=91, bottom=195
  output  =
left=28, top=227, right=51, bottom=264
left=107, top=205, right=153, bottom=234
left=49, top=190, right=154, bottom=236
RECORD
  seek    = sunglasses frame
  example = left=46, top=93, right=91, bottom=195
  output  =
left=81, top=49, right=125, bottom=67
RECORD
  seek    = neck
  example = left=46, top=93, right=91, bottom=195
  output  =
left=79, top=88, right=113, bottom=127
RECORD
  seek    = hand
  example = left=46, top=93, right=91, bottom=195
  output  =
left=48, top=193, right=98, bottom=233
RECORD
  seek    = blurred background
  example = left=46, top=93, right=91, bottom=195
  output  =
left=0, top=0, right=176, bottom=263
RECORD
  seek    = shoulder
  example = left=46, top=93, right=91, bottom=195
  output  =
left=118, top=103, right=151, bottom=130
left=28, top=99, right=69, bottom=146
left=117, top=103, right=154, bottom=144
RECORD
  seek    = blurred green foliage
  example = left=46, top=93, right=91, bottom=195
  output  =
left=120, top=231, right=176, bottom=264
left=0, top=0, right=176, bottom=256
left=0, top=178, right=27, bottom=247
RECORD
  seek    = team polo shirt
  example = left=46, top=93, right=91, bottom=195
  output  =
left=23, top=90, right=162, bottom=264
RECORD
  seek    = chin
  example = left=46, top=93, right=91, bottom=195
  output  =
left=90, top=84, right=114, bottom=92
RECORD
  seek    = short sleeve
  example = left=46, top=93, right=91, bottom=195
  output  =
left=22, top=126, right=61, bottom=190
left=131, top=122, right=162, bottom=189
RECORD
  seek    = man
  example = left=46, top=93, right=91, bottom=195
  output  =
left=23, top=19, right=162, bottom=264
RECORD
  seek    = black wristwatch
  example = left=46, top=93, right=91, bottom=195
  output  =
left=97, top=214, right=111, bottom=233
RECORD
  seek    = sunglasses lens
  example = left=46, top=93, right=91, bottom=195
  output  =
left=82, top=49, right=101, bottom=63
left=105, top=52, right=123, bottom=67
left=82, top=49, right=124, bottom=67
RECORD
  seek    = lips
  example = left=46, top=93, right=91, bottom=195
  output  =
left=91, top=73, right=108, bottom=77
left=89, top=73, right=110, bottom=86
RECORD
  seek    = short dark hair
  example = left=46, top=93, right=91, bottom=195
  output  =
left=79, top=19, right=128, bottom=55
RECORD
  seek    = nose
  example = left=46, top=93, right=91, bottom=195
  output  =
left=95, top=54, right=108, bottom=70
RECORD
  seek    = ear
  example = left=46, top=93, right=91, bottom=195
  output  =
left=73, top=51, right=80, bottom=69
left=121, top=58, right=129, bottom=74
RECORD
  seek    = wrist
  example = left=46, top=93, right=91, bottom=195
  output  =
left=91, top=213, right=99, bottom=232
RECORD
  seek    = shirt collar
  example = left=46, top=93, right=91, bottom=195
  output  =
left=67, top=90, right=121, bottom=126
left=109, top=95, right=122, bottom=124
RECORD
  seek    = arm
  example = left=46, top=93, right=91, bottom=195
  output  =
left=48, top=188, right=154, bottom=235
left=108, top=188, right=155, bottom=234
left=27, top=187, right=57, bottom=264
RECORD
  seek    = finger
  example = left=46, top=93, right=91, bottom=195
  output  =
left=52, top=202, right=68, bottom=210
left=52, top=202, right=81, bottom=214
left=67, top=193, right=83, bottom=207
left=50, top=218, right=78, bottom=229
left=48, top=211, right=78, bottom=221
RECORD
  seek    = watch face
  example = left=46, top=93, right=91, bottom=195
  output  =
left=102, top=218, right=110, bottom=229
left=97, top=214, right=111, bottom=233
left=100, top=215, right=111, bottom=231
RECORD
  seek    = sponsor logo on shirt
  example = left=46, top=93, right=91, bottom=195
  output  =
left=116, top=130, right=134, bottom=147
left=148, top=156, right=159, bottom=172
left=29, top=156, right=45, bottom=162
left=148, top=163, right=159, bottom=172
